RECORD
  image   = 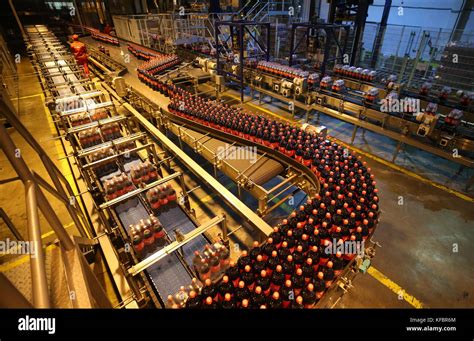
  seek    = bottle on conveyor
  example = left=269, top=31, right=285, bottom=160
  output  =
left=270, top=265, right=285, bottom=292
left=225, top=260, right=241, bottom=287
left=268, top=291, right=282, bottom=308
left=262, top=239, right=276, bottom=260
left=277, top=241, right=291, bottom=260
left=242, top=265, right=255, bottom=291
left=203, top=296, right=217, bottom=309
left=250, top=286, right=267, bottom=308
left=131, top=225, right=145, bottom=255
left=209, top=251, right=221, bottom=281
left=234, top=280, right=251, bottom=302
left=158, top=186, right=169, bottom=209
left=146, top=188, right=161, bottom=210
left=280, top=280, right=294, bottom=308
left=249, top=241, right=262, bottom=260
left=301, top=283, right=317, bottom=308
left=189, top=277, right=203, bottom=293
left=321, top=261, right=335, bottom=288
left=313, top=272, right=326, bottom=300
left=167, top=295, right=181, bottom=309
left=255, top=270, right=271, bottom=296
left=237, top=250, right=252, bottom=270
left=253, top=254, right=266, bottom=275
left=217, top=245, right=230, bottom=270
left=201, top=278, right=217, bottom=301
left=290, top=268, right=305, bottom=296
left=221, top=293, right=236, bottom=309
left=217, top=275, right=234, bottom=300
left=150, top=215, right=165, bottom=246
left=197, top=257, right=211, bottom=282
left=266, top=250, right=279, bottom=277
left=185, top=290, right=201, bottom=308
left=331, top=252, right=345, bottom=277
left=240, top=298, right=250, bottom=309
left=165, top=184, right=177, bottom=203
left=291, top=295, right=305, bottom=309
left=141, top=219, right=155, bottom=253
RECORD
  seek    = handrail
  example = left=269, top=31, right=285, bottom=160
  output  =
left=0, top=123, right=75, bottom=251
left=25, top=180, right=50, bottom=308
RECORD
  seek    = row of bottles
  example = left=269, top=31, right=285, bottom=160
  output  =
left=166, top=278, right=203, bottom=308
left=127, top=43, right=160, bottom=60
left=77, top=123, right=121, bottom=149
left=141, top=55, right=180, bottom=75
left=101, top=122, right=122, bottom=141
left=192, top=243, right=231, bottom=282
left=130, top=161, right=159, bottom=185
left=333, top=64, right=377, bottom=82
left=90, top=29, right=119, bottom=45
left=103, top=173, right=135, bottom=200
left=78, top=127, right=101, bottom=148
left=129, top=215, right=166, bottom=255
left=89, top=147, right=116, bottom=176
left=70, top=110, right=108, bottom=127
left=257, top=61, right=309, bottom=79
left=145, top=184, right=177, bottom=211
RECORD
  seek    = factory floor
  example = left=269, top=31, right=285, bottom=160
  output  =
left=1, top=37, right=472, bottom=309
left=86, top=37, right=473, bottom=309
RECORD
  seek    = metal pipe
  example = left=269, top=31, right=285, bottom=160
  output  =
left=407, top=31, right=429, bottom=88
left=0, top=124, right=75, bottom=251
left=25, top=180, right=51, bottom=308
left=390, top=26, right=405, bottom=72
left=7, top=0, right=26, bottom=37
left=0, top=273, right=33, bottom=308
left=72, top=0, right=86, bottom=35
left=0, top=208, right=24, bottom=241
left=370, top=0, right=392, bottom=68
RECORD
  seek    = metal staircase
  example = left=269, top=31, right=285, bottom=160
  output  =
left=0, top=91, right=113, bottom=308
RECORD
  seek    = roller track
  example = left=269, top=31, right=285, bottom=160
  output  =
left=25, top=25, right=212, bottom=306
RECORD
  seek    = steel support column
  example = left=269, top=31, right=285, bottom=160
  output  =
left=0, top=124, right=75, bottom=251
left=25, top=180, right=51, bottom=308
left=350, top=0, right=370, bottom=65
left=370, top=0, right=392, bottom=68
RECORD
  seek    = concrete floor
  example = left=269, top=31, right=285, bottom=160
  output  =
left=1, top=36, right=472, bottom=309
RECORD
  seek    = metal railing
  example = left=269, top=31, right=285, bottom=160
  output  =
left=360, top=22, right=474, bottom=91
left=0, top=89, right=112, bottom=308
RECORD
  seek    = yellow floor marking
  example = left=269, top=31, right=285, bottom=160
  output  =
left=368, top=266, right=425, bottom=308
left=41, top=222, right=74, bottom=239
left=226, top=93, right=474, bottom=203
left=10, top=94, right=42, bottom=101
left=334, top=139, right=474, bottom=203
left=0, top=244, right=58, bottom=272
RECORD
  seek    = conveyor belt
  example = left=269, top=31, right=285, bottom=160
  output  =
left=178, top=125, right=284, bottom=186
left=156, top=205, right=208, bottom=266
left=25, top=25, right=209, bottom=305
